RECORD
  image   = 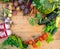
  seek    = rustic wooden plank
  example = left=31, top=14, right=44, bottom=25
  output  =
left=0, top=3, right=60, bottom=49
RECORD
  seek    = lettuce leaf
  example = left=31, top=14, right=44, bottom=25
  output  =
left=33, top=0, right=59, bottom=14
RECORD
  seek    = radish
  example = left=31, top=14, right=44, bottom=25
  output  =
left=12, top=10, right=17, bottom=15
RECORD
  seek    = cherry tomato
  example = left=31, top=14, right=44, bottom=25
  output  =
left=28, top=40, right=33, bottom=45
left=39, top=36, right=43, bottom=41
left=42, top=33, right=48, bottom=40
left=34, top=39, right=38, bottom=43
left=32, top=44, right=37, bottom=48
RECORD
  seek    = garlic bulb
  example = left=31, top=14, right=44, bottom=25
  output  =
left=6, top=30, right=12, bottom=35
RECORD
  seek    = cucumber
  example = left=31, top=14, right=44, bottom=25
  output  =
left=47, top=12, right=58, bottom=20
left=38, top=12, right=58, bottom=25
left=17, top=37, right=24, bottom=49
left=38, top=19, right=49, bottom=25
left=51, top=27, right=57, bottom=35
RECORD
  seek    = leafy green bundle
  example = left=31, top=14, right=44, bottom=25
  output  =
left=32, top=0, right=59, bottom=14
left=43, top=20, right=57, bottom=35
left=0, top=35, right=28, bottom=49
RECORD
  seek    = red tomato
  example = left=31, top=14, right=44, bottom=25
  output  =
left=32, top=44, right=37, bottom=48
left=42, top=33, right=48, bottom=40
left=34, top=38, right=38, bottom=43
left=39, top=36, right=43, bottom=41
left=28, top=40, right=33, bottom=45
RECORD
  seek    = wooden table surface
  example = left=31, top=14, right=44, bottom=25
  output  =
left=0, top=2, right=60, bottom=49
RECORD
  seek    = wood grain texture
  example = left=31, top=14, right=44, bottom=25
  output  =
left=0, top=3, right=60, bottom=49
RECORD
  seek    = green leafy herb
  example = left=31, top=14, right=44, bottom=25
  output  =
left=43, top=20, right=57, bottom=35
left=36, top=13, right=42, bottom=23
left=0, top=35, right=27, bottom=49
left=22, top=42, right=28, bottom=48
left=1, top=0, right=9, bottom=2
left=33, top=0, right=59, bottom=14
left=36, top=41, right=41, bottom=47
left=46, top=33, right=54, bottom=43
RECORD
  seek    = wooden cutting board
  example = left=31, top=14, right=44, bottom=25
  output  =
left=0, top=2, right=60, bottom=49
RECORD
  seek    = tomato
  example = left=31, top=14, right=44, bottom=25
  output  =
left=28, top=40, right=33, bottom=45
left=32, top=44, right=37, bottom=48
left=39, top=36, right=43, bottom=41
left=34, top=38, right=38, bottom=43
left=42, top=33, right=48, bottom=40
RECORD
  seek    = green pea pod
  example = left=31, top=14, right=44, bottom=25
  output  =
left=11, top=36, right=17, bottom=41
left=46, top=37, right=54, bottom=43
left=43, top=26, right=48, bottom=32
left=43, top=25, right=52, bottom=33
left=11, top=35, right=21, bottom=48
left=49, top=26, right=55, bottom=33
left=47, top=26, right=51, bottom=32
left=17, top=37, right=24, bottom=49
left=46, top=33, right=54, bottom=43
left=51, top=27, right=57, bottom=35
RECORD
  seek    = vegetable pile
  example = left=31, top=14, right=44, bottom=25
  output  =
left=0, top=7, right=12, bottom=38
left=2, top=0, right=33, bottom=15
